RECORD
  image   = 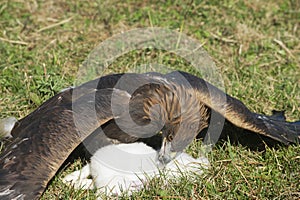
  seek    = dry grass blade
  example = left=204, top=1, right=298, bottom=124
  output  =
left=273, top=38, right=295, bottom=59
left=37, top=17, right=74, bottom=33
left=0, top=37, right=28, bottom=45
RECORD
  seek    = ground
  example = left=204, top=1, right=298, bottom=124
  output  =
left=0, top=0, right=299, bottom=199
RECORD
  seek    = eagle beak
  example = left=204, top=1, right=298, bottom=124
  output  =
left=158, top=137, right=179, bottom=164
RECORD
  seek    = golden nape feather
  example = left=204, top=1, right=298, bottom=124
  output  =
left=0, top=71, right=299, bottom=200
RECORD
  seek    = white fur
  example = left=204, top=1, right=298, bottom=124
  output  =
left=63, top=142, right=209, bottom=198
left=0, top=117, right=17, bottom=138
left=62, top=165, right=93, bottom=190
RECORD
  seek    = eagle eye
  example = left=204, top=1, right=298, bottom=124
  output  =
left=167, top=134, right=174, bottom=141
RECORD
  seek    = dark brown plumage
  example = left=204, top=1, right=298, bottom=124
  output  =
left=0, top=71, right=299, bottom=200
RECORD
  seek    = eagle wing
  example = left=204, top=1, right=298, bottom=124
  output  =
left=172, top=71, right=300, bottom=144
left=0, top=74, right=128, bottom=200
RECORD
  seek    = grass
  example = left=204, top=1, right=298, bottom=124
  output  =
left=0, top=0, right=299, bottom=199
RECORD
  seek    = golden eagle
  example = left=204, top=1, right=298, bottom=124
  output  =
left=0, top=71, right=299, bottom=200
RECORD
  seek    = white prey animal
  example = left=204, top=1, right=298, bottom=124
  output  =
left=63, top=142, right=209, bottom=198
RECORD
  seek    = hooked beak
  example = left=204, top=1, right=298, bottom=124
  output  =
left=158, top=137, right=180, bottom=164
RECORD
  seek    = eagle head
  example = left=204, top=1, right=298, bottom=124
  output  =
left=129, top=82, right=209, bottom=164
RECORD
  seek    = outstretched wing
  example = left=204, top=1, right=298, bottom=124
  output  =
left=0, top=74, right=128, bottom=200
left=171, top=71, right=300, bottom=145
left=11, top=73, right=125, bottom=138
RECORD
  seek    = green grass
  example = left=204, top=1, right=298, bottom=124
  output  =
left=0, top=0, right=299, bottom=199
